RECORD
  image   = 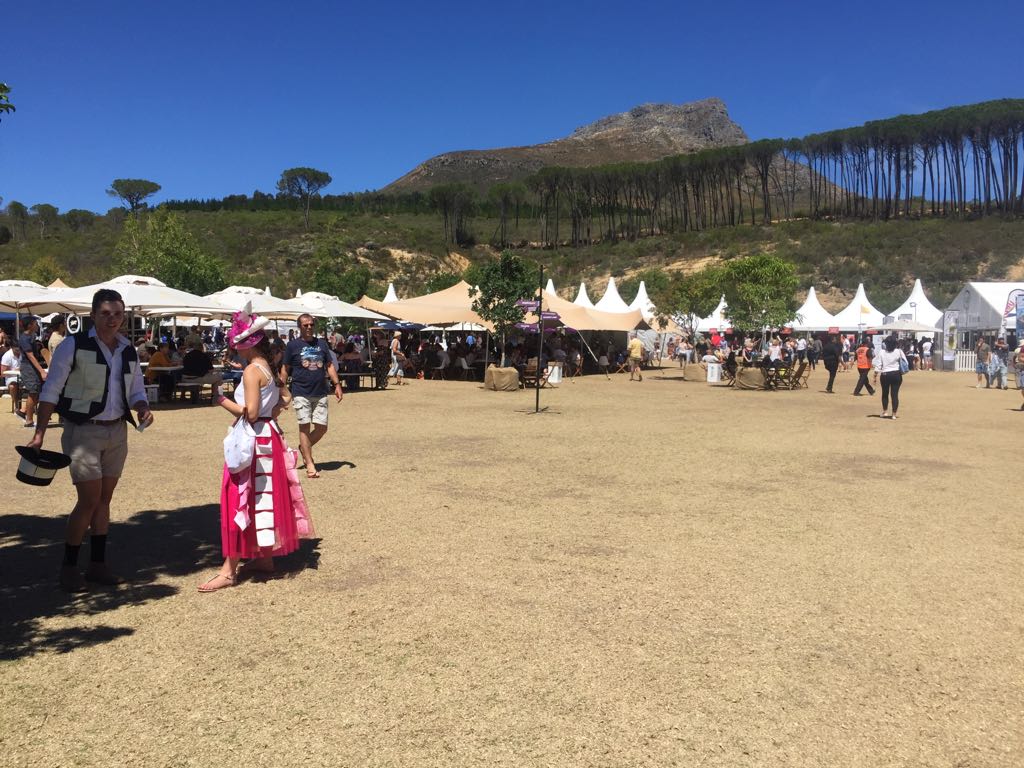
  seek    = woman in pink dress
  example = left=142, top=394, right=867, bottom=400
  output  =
left=199, top=305, right=313, bottom=592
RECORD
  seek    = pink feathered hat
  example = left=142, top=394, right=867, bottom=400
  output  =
left=228, top=301, right=272, bottom=350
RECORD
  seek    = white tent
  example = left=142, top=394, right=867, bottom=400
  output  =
left=383, top=283, right=399, bottom=303
left=594, top=277, right=631, bottom=313
left=206, top=286, right=305, bottom=319
left=695, top=296, right=729, bottom=332
left=573, top=282, right=594, bottom=308
left=628, top=280, right=655, bottom=320
left=545, top=278, right=556, bottom=295
left=890, top=279, right=943, bottom=328
left=286, top=291, right=389, bottom=321
left=40, top=275, right=225, bottom=317
left=788, top=286, right=836, bottom=332
left=944, top=282, right=1024, bottom=334
left=831, top=283, right=886, bottom=329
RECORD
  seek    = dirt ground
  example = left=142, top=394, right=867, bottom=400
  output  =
left=1, top=367, right=1021, bottom=767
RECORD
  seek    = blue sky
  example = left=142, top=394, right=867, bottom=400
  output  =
left=3, top=0, right=1022, bottom=213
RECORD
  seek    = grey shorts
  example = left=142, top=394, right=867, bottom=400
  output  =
left=21, top=365, right=42, bottom=395
left=293, top=395, right=329, bottom=426
left=1018, top=370, right=1024, bottom=389
left=61, top=421, right=129, bottom=484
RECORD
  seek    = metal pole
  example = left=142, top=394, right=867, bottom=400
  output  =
left=535, top=263, right=544, bottom=414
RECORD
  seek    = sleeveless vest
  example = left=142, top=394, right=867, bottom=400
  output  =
left=55, top=332, right=139, bottom=426
left=855, top=346, right=871, bottom=369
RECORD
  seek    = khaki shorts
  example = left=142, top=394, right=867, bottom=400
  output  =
left=61, top=421, right=129, bottom=484
left=292, top=395, right=329, bottom=426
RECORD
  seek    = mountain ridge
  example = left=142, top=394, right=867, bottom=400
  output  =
left=384, top=98, right=750, bottom=192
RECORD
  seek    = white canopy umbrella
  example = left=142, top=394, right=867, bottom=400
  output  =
left=890, top=279, right=942, bottom=328
left=594, top=277, right=631, bottom=313
left=383, top=283, right=399, bottom=303
left=286, top=291, right=389, bottom=321
left=0, top=283, right=91, bottom=316
left=867, top=319, right=940, bottom=333
left=573, top=281, right=595, bottom=308
left=788, top=286, right=837, bottom=332
left=832, top=283, right=886, bottom=329
left=206, top=286, right=304, bottom=319
left=23, top=275, right=224, bottom=317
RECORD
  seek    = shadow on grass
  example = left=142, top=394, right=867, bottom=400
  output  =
left=316, top=460, right=356, bottom=473
left=0, top=503, right=224, bottom=661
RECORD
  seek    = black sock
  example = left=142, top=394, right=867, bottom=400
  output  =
left=90, top=534, right=107, bottom=564
left=63, top=543, right=81, bottom=567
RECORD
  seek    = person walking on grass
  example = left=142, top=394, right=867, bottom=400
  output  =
left=852, top=337, right=876, bottom=397
left=627, top=333, right=644, bottom=381
left=975, top=337, right=991, bottom=388
left=990, top=338, right=1009, bottom=390
left=874, top=335, right=908, bottom=419
left=283, top=313, right=343, bottom=479
left=1016, top=341, right=1024, bottom=411
left=26, top=289, right=154, bottom=592
left=821, top=334, right=842, bottom=393
left=18, top=316, right=46, bottom=428
left=198, top=305, right=313, bottom=592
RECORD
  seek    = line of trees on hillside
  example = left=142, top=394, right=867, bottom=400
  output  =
left=156, top=98, right=1024, bottom=251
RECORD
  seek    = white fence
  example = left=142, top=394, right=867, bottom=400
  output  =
left=954, top=350, right=977, bottom=372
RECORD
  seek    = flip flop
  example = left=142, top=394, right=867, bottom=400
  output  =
left=198, top=573, right=236, bottom=592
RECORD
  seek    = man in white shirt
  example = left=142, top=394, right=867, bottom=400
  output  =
left=2, top=344, right=22, bottom=416
left=27, top=289, right=154, bottom=592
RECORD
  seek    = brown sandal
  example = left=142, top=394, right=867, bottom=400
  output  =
left=198, top=573, right=236, bottom=592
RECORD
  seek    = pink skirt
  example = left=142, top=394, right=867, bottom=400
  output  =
left=220, top=422, right=314, bottom=559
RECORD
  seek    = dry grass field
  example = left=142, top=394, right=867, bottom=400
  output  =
left=1, top=367, right=1021, bottom=768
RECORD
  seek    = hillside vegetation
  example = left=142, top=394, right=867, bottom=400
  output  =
left=1, top=205, right=1021, bottom=312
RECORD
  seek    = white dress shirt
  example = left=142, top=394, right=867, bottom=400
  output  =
left=40, top=329, right=147, bottom=420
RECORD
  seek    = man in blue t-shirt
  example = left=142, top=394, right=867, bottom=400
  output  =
left=282, top=313, right=343, bottom=478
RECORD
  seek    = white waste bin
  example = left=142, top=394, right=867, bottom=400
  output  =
left=706, top=362, right=722, bottom=384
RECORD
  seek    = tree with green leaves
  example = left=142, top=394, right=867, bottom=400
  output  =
left=30, top=203, right=59, bottom=237
left=64, top=209, right=97, bottom=232
left=114, top=209, right=225, bottom=295
left=30, top=254, right=69, bottom=286
left=719, top=254, right=799, bottom=333
left=648, top=266, right=724, bottom=332
left=0, top=82, right=14, bottom=120
left=424, top=270, right=462, bottom=294
left=470, top=251, right=534, bottom=348
left=276, top=167, right=332, bottom=231
left=108, top=179, right=161, bottom=215
left=6, top=201, right=28, bottom=239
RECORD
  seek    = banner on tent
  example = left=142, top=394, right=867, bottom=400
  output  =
left=943, top=310, right=959, bottom=360
left=1016, top=293, right=1024, bottom=339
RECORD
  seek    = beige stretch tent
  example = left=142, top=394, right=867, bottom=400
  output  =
left=532, top=290, right=647, bottom=332
left=357, top=280, right=491, bottom=328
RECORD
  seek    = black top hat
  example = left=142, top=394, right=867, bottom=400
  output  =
left=15, top=446, right=72, bottom=486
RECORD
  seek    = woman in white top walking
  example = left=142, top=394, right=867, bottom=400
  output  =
left=874, top=336, right=908, bottom=419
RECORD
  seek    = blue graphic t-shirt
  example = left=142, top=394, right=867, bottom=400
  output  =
left=285, top=338, right=332, bottom=398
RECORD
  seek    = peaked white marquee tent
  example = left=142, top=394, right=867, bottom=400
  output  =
left=831, top=283, right=886, bottom=329
left=545, top=278, right=556, bottom=295
left=943, top=281, right=1024, bottom=334
left=383, top=283, right=399, bottom=303
left=890, top=279, right=942, bottom=328
left=594, top=277, right=631, bottom=313
left=695, top=296, right=729, bottom=332
left=788, top=286, right=836, bottom=332
left=628, top=280, right=655, bottom=320
left=573, top=282, right=595, bottom=308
